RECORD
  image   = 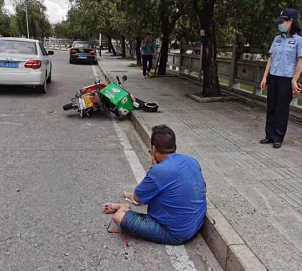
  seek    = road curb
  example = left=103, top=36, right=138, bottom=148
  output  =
left=97, top=59, right=268, bottom=271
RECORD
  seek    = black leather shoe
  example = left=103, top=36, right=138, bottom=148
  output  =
left=273, top=142, right=282, bottom=149
left=260, top=138, right=273, bottom=144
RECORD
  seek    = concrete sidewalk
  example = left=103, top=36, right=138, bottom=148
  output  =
left=98, top=53, right=302, bottom=271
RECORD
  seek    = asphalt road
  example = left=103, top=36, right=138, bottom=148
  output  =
left=0, top=51, right=220, bottom=271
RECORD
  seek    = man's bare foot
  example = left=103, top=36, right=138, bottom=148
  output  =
left=103, top=203, right=122, bottom=214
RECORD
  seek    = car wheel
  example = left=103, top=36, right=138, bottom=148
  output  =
left=69, top=58, right=73, bottom=64
left=39, top=77, right=47, bottom=93
left=47, top=71, right=52, bottom=83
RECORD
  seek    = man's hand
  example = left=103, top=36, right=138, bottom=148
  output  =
left=152, top=155, right=157, bottom=166
left=260, top=78, right=267, bottom=91
left=291, top=58, right=302, bottom=95
left=123, top=191, right=140, bottom=206
left=292, top=81, right=301, bottom=95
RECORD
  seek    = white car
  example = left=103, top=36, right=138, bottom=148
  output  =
left=0, top=37, right=54, bottom=93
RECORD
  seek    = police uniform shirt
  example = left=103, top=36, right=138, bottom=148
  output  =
left=269, top=34, right=302, bottom=78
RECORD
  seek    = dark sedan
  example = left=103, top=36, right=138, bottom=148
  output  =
left=69, top=41, right=97, bottom=65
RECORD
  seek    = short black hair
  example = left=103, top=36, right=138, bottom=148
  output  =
left=151, top=125, right=176, bottom=154
left=145, top=32, right=151, bottom=36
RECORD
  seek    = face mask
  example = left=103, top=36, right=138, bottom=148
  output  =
left=278, top=24, right=288, bottom=33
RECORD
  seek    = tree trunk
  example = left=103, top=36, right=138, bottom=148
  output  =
left=111, top=43, right=117, bottom=56
left=201, top=20, right=220, bottom=97
left=107, top=34, right=117, bottom=55
left=193, top=0, right=221, bottom=97
left=121, top=35, right=126, bottom=58
left=129, top=41, right=133, bottom=57
left=136, top=37, right=142, bottom=66
left=158, top=33, right=169, bottom=75
left=107, top=34, right=112, bottom=53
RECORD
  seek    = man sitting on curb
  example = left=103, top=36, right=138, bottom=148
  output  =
left=103, top=125, right=207, bottom=245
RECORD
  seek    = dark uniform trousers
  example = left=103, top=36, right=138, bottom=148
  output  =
left=266, top=74, right=293, bottom=143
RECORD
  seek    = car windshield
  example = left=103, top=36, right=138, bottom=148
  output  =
left=0, top=40, right=37, bottom=55
left=73, top=43, right=93, bottom=49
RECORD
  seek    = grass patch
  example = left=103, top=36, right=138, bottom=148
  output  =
left=209, top=78, right=301, bottom=105
left=218, top=78, right=254, bottom=93
left=219, top=78, right=229, bottom=85
left=240, top=84, right=253, bottom=93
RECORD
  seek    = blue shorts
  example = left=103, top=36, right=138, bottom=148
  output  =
left=120, top=210, right=183, bottom=245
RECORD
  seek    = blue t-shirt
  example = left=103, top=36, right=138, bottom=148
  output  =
left=141, top=40, right=154, bottom=56
left=135, top=153, right=207, bottom=241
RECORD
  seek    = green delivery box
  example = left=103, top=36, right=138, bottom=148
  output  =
left=100, top=83, right=134, bottom=117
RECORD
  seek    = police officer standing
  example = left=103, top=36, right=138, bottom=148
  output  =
left=260, top=8, right=302, bottom=148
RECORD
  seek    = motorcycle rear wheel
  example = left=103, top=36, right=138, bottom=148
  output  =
left=63, top=103, right=74, bottom=111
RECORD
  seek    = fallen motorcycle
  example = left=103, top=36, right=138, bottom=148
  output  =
left=63, top=76, right=158, bottom=118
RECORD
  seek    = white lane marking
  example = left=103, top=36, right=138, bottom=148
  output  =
left=93, top=65, right=197, bottom=271
left=92, top=65, right=98, bottom=78
left=166, top=246, right=198, bottom=271
left=112, top=120, right=147, bottom=184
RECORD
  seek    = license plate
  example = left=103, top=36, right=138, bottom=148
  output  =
left=84, top=95, right=93, bottom=108
left=0, top=62, right=19, bottom=69
left=78, top=56, right=87, bottom=59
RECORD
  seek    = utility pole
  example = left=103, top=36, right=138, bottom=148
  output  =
left=25, top=0, right=30, bottom=39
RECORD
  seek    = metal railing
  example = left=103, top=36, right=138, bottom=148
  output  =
left=44, top=38, right=73, bottom=50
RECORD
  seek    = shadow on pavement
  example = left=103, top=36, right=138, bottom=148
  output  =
left=69, top=62, right=97, bottom=66
left=0, top=86, right=44, bottom=97
left=64, top=110, right=112, bottom=121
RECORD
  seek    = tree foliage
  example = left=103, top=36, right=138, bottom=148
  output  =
left=0, top=0, right=11, bottom=36
left=215, top=0, right=301, bottom=51
left=15, top=0, right=51, bottom=38
left=0, top=0, right=51, bottom=39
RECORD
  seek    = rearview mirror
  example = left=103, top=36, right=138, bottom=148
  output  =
left=48, top=51, right=54, bottom=56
